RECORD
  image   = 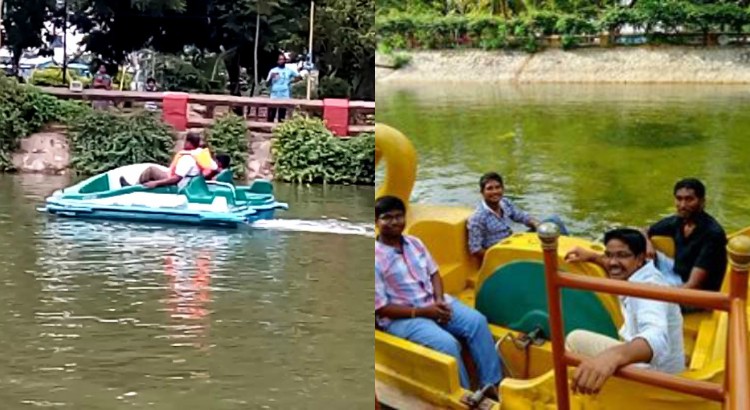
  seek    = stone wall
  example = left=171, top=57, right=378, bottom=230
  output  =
left=376, top=47, right=750, bottom=84
left=12, top=126, right=71, bottom=174
left=11, top=126, right=277, bottom=180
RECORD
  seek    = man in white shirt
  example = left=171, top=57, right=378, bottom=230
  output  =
left=563, top=228, right=685, bottom=395
left=121, top=133, right=218, bottom=190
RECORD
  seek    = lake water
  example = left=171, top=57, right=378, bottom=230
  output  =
left=377, top=83, right=750, bottom=238
left=0, top=174, right=374, bottom=409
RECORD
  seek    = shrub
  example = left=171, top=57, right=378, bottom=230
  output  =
left=392, top=52, right=412, bottom=69
left=272, top=115, right=374, bottom=185
left=0, top=76, right=90, bottom=170
left=205, top=114, right=249, bottom=179
left=68, top=111, right=174, bottom=175
left=318, top=76, right=351, bottom=99
left=29, top=67, right=91, bottom=88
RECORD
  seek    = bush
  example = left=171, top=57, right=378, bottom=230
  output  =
left=377, top=4, right=750, bottom=51
left=392, top=52, right=412, bottom=69
left=155, top=55, right=223, bottom=94
left=272, top=115, right=374, bottom=185
left=0, top=76, right=90, bottom=170
left=205, top=114, right=249, bottom=179
left=30, top=67, right=92, bottom=88
left=68, top=111, right=174, bottom=175
left=318, top=76, right=351, bottom=99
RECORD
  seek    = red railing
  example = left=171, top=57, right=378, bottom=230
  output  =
left=537, top=223, right=750, bottom=410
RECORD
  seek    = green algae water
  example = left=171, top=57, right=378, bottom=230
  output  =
left=0, top=174, right=373, bottom=409
left=377, top=83, right=750, bottom=238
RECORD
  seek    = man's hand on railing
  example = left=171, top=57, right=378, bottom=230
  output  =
left=564, top=246, right=599, bottom=264
left=571, top=350, right=619, bottom=395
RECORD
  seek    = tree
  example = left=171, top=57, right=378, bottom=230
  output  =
left=59, top=0, right=373, bottom=99
left=285, top=0, right=375, bottom=99
left=3, top=0, right=52, bottom=71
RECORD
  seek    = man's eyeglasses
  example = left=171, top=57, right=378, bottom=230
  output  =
left=603, top=251, right=635, bottom=261
left=378, top=213, right=405, bottom=223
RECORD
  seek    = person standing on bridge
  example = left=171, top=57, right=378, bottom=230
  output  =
left=266, top=53, right=303, bottom=123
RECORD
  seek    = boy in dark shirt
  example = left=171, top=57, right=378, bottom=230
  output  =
left=643, top=178, right=727, bottom=292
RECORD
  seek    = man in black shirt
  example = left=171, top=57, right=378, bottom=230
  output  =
left=643, top=178, right=727, bottom=292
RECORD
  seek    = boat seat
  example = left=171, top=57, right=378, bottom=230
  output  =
left=248, top=180, right=273, bottom=194
left=182, top=176, right=236, bottom=206
left=475, top=260, right=619, bottom=340
left=215, top=170, right=234, bottom=184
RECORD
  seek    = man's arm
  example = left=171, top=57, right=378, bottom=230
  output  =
left=572, top=338, right=653, bottom=395
left=377, top=304, right=450, bottom=322
left=565, top=246, right=607, bottom=269
left=467, top=216, right=486, bottom=259
left=574, top=296, right=669, bottom=395
left=431, top=270, right=445, bottom=304
left=682, top=267, right=709, bottom=290
left=526, top=217, right=541, bottom=230
left=687, top=234, right=725, bottom=290
left=640, top=227, right=657, bottom=259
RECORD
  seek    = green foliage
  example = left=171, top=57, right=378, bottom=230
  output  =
left=30, top=67, right=92, bottom=88
left=392, top=52, right=412, bottom=69
left=272, top=115, right=374, bottom=185
left=0, top=76, right=91, bottom=171
left=155, top=54, right=225, bottom=94
left=318, top=76, right=351, bottom=98
left=3, top=0, right=51, bottom=67
left=205, top=114, right=249, bottom=179
left=378, top=2, right=750, bottom=52
left=68, top=111, right=174, bottom=175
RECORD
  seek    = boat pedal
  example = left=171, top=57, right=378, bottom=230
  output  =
left=459, top=394, right=496, bottom=410
left=460, top=384, right=498, bottom=410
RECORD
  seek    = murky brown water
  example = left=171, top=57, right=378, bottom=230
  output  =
left=0, top=174, right=373, bottom=409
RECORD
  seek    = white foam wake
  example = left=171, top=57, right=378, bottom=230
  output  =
left=250, top=219, right=375, bottom=237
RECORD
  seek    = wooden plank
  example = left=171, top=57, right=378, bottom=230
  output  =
left=39, top=86, right=370, bottom=109
left=187, top=117, right=371, bottom=135
left=349, top=125, right=375, bottom=134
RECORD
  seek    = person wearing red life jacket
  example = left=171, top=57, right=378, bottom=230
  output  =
left=120, top=132, right=219, bottom=190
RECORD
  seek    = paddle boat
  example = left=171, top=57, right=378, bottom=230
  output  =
left=41, top=163, right=288, bottom=227
left=375, top=123, right=750, bottom=410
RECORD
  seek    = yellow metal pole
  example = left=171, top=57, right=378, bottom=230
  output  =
left=305, top=0, right=314, bottom=100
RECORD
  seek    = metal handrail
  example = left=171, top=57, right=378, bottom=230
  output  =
left=536, top=223, right=750, bottom=410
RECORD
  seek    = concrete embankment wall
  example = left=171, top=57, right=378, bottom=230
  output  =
left=376, top=47, right=750, bottom=84
left=12, top=127, right=275, bottom=181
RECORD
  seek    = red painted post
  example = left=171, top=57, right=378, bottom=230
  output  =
left=162, top=92, right=189, bottom=131
left=323, top=98, right=350, bottom=136
left=538, top=222, right=570, bottom=410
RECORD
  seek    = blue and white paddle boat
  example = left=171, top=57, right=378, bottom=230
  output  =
left=40, top=164, right=288, bottom=227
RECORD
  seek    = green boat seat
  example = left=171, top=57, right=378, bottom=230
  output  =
left=475, top=260, right=619, bottom=340
left=215, top=170, right=234, bottom=184
left=181, top=177, right=236, bottom=207
left=78, top=174, right=111, bottom=194
left=248, top=179, right=273, bottom=194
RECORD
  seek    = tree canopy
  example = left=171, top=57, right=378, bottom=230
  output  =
left=2, top=0, right=375, bottom=99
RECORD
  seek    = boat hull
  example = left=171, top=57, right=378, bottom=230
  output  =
left=40, top=163, right=288, bottom=228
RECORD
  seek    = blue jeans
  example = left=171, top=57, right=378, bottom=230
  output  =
left=385, top=299, right=503, bottom=389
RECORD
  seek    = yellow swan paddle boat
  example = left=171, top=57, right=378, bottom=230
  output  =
left=374, top=123, right=750, bottom=410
